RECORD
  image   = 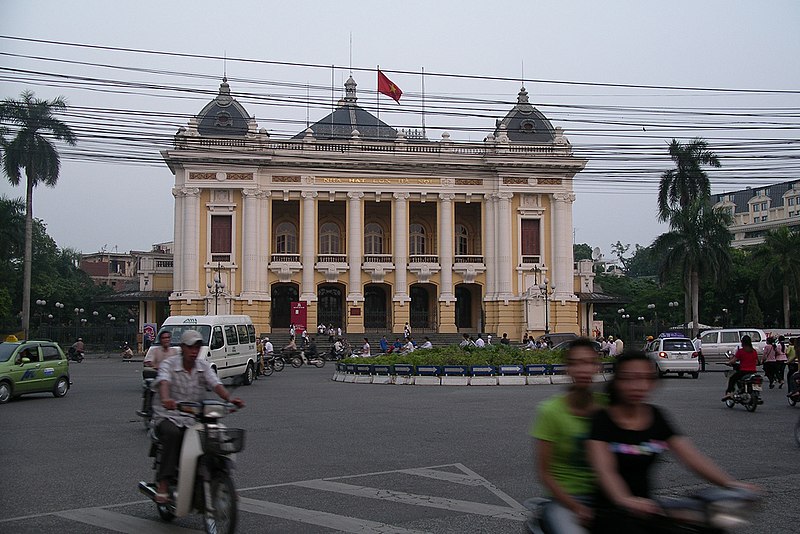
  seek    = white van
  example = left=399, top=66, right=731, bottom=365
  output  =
left=145, top=315, right=258, bottom=385
left=699, top=328, right=767, bottom=364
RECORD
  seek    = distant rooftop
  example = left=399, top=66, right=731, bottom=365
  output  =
left=714, top=178, right=800, bottom=213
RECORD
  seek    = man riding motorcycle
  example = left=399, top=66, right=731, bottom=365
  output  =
left=151, top=330, right=244, bottom=503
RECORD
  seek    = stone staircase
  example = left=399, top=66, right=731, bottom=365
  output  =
left=260, top=331, right=497, bottom=353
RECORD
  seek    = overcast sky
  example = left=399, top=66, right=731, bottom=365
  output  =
left=1, top=0, right=798, bottom=257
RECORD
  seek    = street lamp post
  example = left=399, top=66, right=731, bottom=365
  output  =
left=73, top=307, right=84, bottom=339
left=738, top=297, right=745, bottom=326
left=538, top=277, right=555, bottom=335
left=647, top=304, right=658, bottom=334
left=35, top=299, right=46, bottom=334
left=667, top=301, right=679, bottom=331
left=206, top=262, right=226, bottom=316
left=722, top=308, right=729, bottom=328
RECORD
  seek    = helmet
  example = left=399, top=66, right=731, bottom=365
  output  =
left=646, top=335, right=654, bottom=342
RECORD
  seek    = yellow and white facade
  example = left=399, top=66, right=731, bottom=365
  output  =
left=162, top=77, right=588, bottom=338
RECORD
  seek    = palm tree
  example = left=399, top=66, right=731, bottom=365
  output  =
left=654, top=199, right=732, bottom=337
left=657, top=138, right=721, bottom=220
left=0, top=91, right=76, bottom=338
left=758, top=227, right=800, bottom=328
left=0, top=195, right=25, bottom=262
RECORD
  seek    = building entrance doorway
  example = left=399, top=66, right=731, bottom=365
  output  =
left=271, top=283, right=299, bottom=329
left=455, top=283, right=482, bottom=331
left=318, top=283, right=345, bottom=332
left=410, top=283, right=437, bottom=331
left=364, top=284, right=390, bottom=330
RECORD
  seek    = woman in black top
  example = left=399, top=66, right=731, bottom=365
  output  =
left=586, top=351, right=754, bottom=533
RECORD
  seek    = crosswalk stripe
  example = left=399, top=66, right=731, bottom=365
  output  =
left=291, top=479, right=528, bottom=521
left=239, top=498, right=428, bottom=533
left=398, top=468, right=486, bottom=486
left=54, top=507, right=199, bottom=533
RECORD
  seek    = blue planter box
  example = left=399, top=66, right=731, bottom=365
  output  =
left=372, top=365, right=392, bottom=375
left=355, top=364, right=372, bottom=375
left=416, top=365, right=441, bottom=376
left=602, top=362, right=615, bottom=373
left=393, top=364, right=414, bottom=375
left=550, top=364, right=567, bottom=375
left=498, top=364, right=524, bottom=376
left=441, top=365, right=468, bottom=376
left=345, top=364, right=357, bottom=373
left=470, top=365, right=496, bottom=376
left=526, top=364, right=549, bottom=375
left=336, top=363, right=346, bottom=372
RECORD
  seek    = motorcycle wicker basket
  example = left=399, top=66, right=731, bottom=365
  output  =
left=200, top=427, right=245, bottom=455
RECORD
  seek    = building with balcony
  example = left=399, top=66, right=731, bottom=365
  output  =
left=162, top=76, right=590, bottom=338
left=713, top=179, right=800, bottom=247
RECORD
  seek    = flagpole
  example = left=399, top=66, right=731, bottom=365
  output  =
left=376, top=64, right=380, bottom=129
left=330, top=64, right=334, bottom=134
left=421, top=66, right=426, bottom=139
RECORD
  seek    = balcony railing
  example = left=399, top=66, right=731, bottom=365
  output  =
left=316, top=254, right=347, bottom=263
left=454, top=255, right=484, bottom=264
left=211, top=254, right=231, bottom=263
left=521, top=255, right=541, bottom=264
left=409, top=255, right=439, bottom=264
left=363, top=254, right=393, bottom=263
left=270, top=254, right=301, bottom=263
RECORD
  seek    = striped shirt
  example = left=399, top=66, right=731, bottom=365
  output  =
left=153, top=354, right=222, bottom=427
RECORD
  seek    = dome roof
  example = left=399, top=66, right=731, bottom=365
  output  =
left=293, top=76, right=396, bottom=141
left=494, top=86, right=555, bottom=144
left=196, top=77, right=251, bottom=137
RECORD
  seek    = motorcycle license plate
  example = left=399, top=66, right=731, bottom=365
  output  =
left=752, top=384, right=762, bottom=391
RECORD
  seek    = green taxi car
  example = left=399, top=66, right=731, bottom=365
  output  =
left=0, top=341, right=71, bottom=403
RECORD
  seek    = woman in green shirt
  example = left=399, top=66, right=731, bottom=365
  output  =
left=530, top=338, right=603, bottom=534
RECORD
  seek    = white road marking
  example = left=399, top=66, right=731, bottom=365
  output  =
left=54, top=507, right=199, bottom=533
left=452, top=463, right=527, bottom=511
left=291, top=479, right=528, bottom=521
left=240, top=498, right=429, bottom=533
left=398, top=467, right=487, bottom=486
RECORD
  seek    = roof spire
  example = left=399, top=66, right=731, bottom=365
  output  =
left=344, top=75, right=357, bottom=104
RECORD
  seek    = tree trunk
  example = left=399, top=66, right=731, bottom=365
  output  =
left=684, top=278, right=691, bottom=335
left=691, top=269, right=700, bottom=338
left=784, top=284, right=791, bottom=328
left=22, top=168, right=34, bottom=339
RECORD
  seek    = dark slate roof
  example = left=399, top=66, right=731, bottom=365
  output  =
left=494, top=86, right=556, bottom=144
left=196, top=78, right=251, bottom=137
left=714, top=179, right=800, bottom=213
left=96, top=290, right=171, bottom=303
left=293, top=76, right=397, bottom=141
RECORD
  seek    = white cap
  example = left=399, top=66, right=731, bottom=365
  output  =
left=180, top=330, right=204, bottom=346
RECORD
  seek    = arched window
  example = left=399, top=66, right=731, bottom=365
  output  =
left=410, top=223, right=426, bottom=255
left=364, top=223, right=384, bottom=255
left=455, top=224, right=469, bottom=256
left=319, top=222, right=341, bottom=254
left=275, top=222, right=297, bottom=254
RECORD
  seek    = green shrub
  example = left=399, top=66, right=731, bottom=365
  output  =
left=342, top=345, right=574, bottom=367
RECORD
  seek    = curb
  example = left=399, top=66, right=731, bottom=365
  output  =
left=331, top=370, right=615, bottom=386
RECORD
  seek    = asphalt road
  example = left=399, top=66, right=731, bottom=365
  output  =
left=1, top=359, right=798, bottom=533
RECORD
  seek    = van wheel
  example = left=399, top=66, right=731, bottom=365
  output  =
left=678, top=372, right=685, bottom=378
left=242, top=363, right=255, bottom=386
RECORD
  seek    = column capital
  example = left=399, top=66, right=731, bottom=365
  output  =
left=172, top=187, right=183, bottom=198
left=301, top=191, right=318, bottom=199
left=241, top=188, right=259, bottom=198
left=347, top=191, right=365, bottom=200
left=438, top=193, right=455, bottom=202
left=553, top=192, right=576, bottom=203
left=393, top=192, right=410, bottom=201
left=182, top=187, right=201, bottom=197
left=496, top=191, right=514, bottom=201
left=256, top=189, right=272, bottom=199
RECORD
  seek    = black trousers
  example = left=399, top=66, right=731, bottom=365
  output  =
left=156, top=420, right=185, bottom=482
left=726, top=370, right=751, bottom=394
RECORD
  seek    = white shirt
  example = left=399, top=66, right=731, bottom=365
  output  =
left=362, top=342, right=371, bottom=357
left=607, top=342, right=617, bottom=356
left=693, top=338, right=702, bottom=351
left=264, top=341, right=274, bottom=354
left=153, top=354, right=222, bottom=427
left=475, top=338, right=486, bottom=348
left=403, top=341, right=415, bottom=353
left=420, top=341, right=433, bottom=349
left=615, top=339, right=624, bottom=354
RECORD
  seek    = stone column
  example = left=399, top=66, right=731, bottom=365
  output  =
left=495, top=192, right=514, bottom=300
left=182, top=187, right=201, bottom=299
left=300, top=191, right=318, bottom=302
left=483, top=194, right=495, bottom=300
left=438, top=193, right=457, bottom=332
left=241, top=188, right=259, bottom=298
left=171, top=187, right=184, bottom=295
left=392, top=192, right=410, bottom=303
left=552, top=192, right=576, bottom=300
left=256, top=190, right=271, bottom=296
left=347, top=192, right=364, bottom=303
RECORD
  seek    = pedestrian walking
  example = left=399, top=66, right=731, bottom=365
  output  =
left=776, top=335, right=788, bottom=388
left=403, top=322, right=411, bottom=339
left=693, top=333, right=705, bottom=372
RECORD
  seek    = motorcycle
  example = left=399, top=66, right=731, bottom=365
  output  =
left=787, top=370, right=800, bottom=407
left=136, top=367, right=158, bottom=429
left=264, top=352, right=284, bottom=372
left=524, top=487, right=760, bottom=534
left=138, top=400, right=245, bottom=534
left=283, top=348, right=325, bottom=368
left=720, top=357, right=763, bottom=412
left=67, top=346, right=84, bottom=363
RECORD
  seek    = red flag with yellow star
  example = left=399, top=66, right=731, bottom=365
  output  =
left=377, top=69, right=402, bottom=103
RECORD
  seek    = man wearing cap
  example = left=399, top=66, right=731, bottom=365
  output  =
left=152, top=330, right=245, bottom=502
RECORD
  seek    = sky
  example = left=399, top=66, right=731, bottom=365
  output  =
left=1, top=0, right=798, bottom=257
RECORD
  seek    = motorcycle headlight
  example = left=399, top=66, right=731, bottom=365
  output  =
left=203, top=404, right=226, bottom=419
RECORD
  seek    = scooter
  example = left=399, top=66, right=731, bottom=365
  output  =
left=524, top=487, right=760, bottom=534
left=264, top=352, right=284, bottom=372
left=67, top=346, right=84, bottom=363
left=286, top=349, right=325, bottom=368
left=138, top=400, right=245, bottom=534
left=787, top=371, right=800, bottom=407
left=720, top=358, right=764, bottom=412
left=136, top=367, right=158, bottom=429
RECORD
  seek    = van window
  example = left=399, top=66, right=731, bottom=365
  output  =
left=701, top=332, right=718, bottom=345
left=740, top=330, right=761, bottom=342
left=721, top=332, right=740, bottom=343
left=247, top=324, right=256, bottom=343
left=224, top=325, right=239, bottom=346
left=237, top=325, right=249, bottom=344
left=210, top=326, right=224, bottom=350
left=160, top=325, right=211, bottom=346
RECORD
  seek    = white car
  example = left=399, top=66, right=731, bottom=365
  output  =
left=645, top=337, right=700, bottom=378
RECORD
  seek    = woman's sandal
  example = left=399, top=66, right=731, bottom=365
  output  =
left=155, top=492, right=170, bottom=504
